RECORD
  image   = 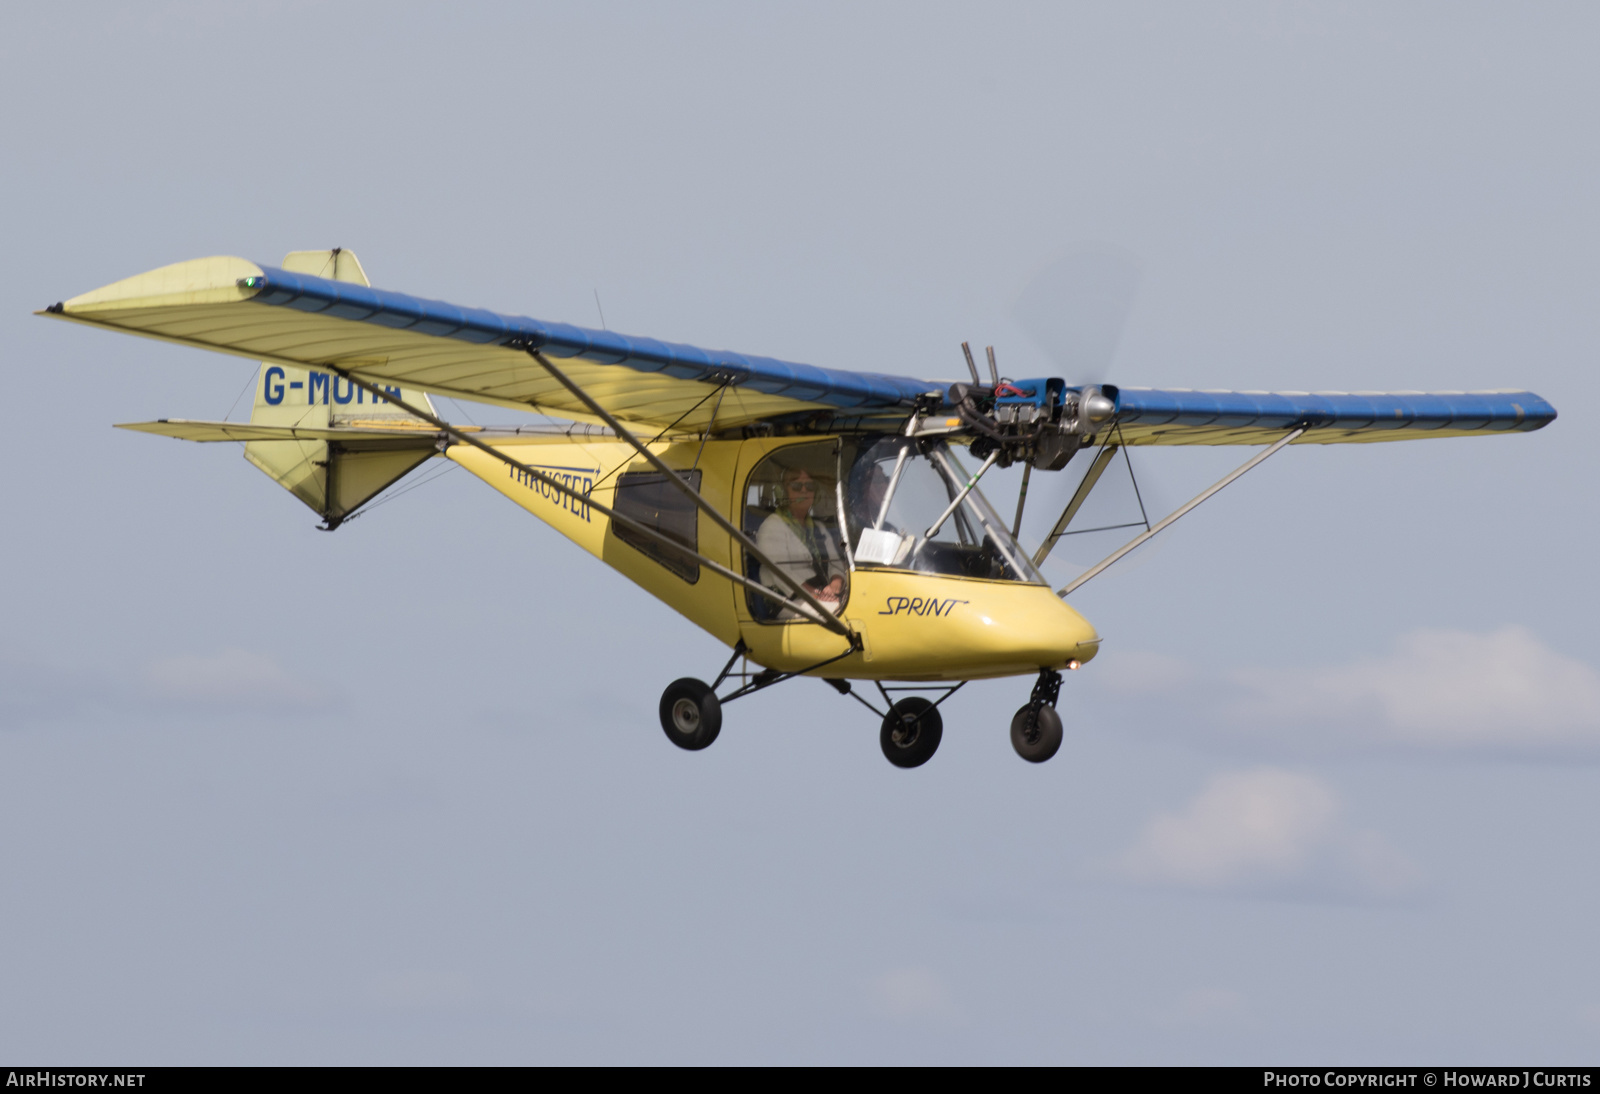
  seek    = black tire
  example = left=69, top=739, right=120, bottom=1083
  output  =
left=879, top=697, right=943, bottom=769
left=1010, top=703, right=1063, bottom=764
left=659, top=678, right=722, bottom=751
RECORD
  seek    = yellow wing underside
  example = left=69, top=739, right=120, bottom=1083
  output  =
left=46, top=256, right=832, bottom=432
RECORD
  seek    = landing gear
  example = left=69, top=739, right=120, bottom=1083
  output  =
left=656, top=640, right=862, bottom=755
left=880, top=697, right=944, bottom=768
left=1010, top=668, right=1064, bottom=763
left=656, top=643, right=995, bottom=770
left=659, top=678, right=722, bottom=751
left=1010, top=703, right=1062, bottom=763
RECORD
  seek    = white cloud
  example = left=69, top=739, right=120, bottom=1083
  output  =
left=1119, top=768, right=1419, bottom=900
left=142, top=648, right=333, bottom=711
left=1093, top=627, right=1600, bottom=757
left=867, top=967, right=958, bottom=1020
left=1121, top=768, right=1335, bottom=887
left=1234, top=627, right=1600, bottom=748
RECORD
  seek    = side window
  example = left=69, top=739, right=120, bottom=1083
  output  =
left=613, top=470, right=701, bottom=583
left=742, top=442, right=849, bottom=622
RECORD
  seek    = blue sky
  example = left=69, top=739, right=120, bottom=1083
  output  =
left=2, top=1, right=1596, bottom=1063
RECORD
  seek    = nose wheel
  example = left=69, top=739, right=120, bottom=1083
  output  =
left=880, top=697, right=944, bottom=768
left=1010, top=703, right=1063, bottom=763
left=1010, top=668, right=1064, bottom=763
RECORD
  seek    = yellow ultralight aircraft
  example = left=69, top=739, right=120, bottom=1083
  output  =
left=40, top=250, right=1557, bottom=768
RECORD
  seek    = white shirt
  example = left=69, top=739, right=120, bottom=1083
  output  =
left=754, top=509, right=847, bottom=618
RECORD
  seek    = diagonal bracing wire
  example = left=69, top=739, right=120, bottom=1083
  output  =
left=587, top=378, right=733, bottom=495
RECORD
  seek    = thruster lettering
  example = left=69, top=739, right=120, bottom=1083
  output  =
left=506, top=463, right=595, bottom=522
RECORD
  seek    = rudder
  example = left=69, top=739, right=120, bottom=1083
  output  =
left=244, top=249, right=440, bottom=529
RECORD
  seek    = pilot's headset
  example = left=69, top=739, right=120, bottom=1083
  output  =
left=778, top=467, right=806, bottom=508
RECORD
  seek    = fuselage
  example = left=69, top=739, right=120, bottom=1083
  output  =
left=448, top=433, right=1099, bottom=680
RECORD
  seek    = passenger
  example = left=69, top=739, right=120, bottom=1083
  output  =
left=845, top=458, right=914, bottom=570
left=755, top=467, right=847, bottom=617
left=851, top=462, right=898, bottom=533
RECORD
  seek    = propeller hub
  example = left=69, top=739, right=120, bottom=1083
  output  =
left=1082, top=392, right=1116, bottom=424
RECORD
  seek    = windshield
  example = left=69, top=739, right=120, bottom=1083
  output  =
left=845, top=437, right=1044, bottom=583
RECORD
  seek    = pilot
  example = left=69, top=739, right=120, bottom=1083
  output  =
left=755, top=467, right=847, bottom=617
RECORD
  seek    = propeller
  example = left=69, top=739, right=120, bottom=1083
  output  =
left=1003, top=243, right=1171, bottom=577
left=1013, top=242, right=1143, bottom=387
left=899, top=242, right=1169, bottom=579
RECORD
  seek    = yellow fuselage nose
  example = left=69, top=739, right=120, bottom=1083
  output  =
left=739, top=569, right=1100, bottom=680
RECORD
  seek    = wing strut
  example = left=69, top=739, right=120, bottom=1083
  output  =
left=1057, top=427, right=1306, bottom=597
left=1010, top=462, right=1032, bottom=540
left=513, top=345, right=857, bottom=642
left=926, top=448, right=1001, bottom=538
left=324, top=367, right=846, bottom=629
left=1033, top=443, right=1122, bottom=568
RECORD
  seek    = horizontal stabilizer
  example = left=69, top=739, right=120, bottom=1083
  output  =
left=118, top=419, right=440, bottom=443
left=117, top=418, right=614, bottom=445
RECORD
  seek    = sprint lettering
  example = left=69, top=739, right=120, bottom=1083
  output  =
left=879, top=596, right=968, bottom=617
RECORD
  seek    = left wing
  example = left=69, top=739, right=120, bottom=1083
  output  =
left=42, top=256, right=935, bottom=432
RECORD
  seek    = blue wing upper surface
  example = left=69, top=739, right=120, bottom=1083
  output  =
left=46, top=255, right=1556, bottom=442
left=1109, top=386, right=1555, bottom=445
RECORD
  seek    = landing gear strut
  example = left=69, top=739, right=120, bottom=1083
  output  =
left=659, top=642, right=973, bottom=769
left=658, top=640, right=858, bottom=754
left=1010, top=668, right=1063, bottom=763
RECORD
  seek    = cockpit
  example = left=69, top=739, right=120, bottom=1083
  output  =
left=848, top=435, right=1042, bottom=582
left=741, top=436, right=1044, bottom=621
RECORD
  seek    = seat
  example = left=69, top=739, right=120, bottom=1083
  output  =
left=743, top=504, right=780, bottom=621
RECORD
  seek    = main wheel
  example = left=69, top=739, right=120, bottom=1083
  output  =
left=659, top=678, right=722, bottom=751
left=1010, top=703, right=1063, bottom=763
left=879, top=698, right=943, bottom=768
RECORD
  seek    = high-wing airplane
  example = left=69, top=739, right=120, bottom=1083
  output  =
left=40, top=249, right=1557, bottom=768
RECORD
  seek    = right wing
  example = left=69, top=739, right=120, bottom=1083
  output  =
left=1108, top=386, right=1555, bottom=445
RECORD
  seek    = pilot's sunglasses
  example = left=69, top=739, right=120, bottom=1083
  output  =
left=788, top=481, right=816, bottom=492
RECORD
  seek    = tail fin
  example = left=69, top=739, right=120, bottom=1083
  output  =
left=243, top=249, right=440, bottom=529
